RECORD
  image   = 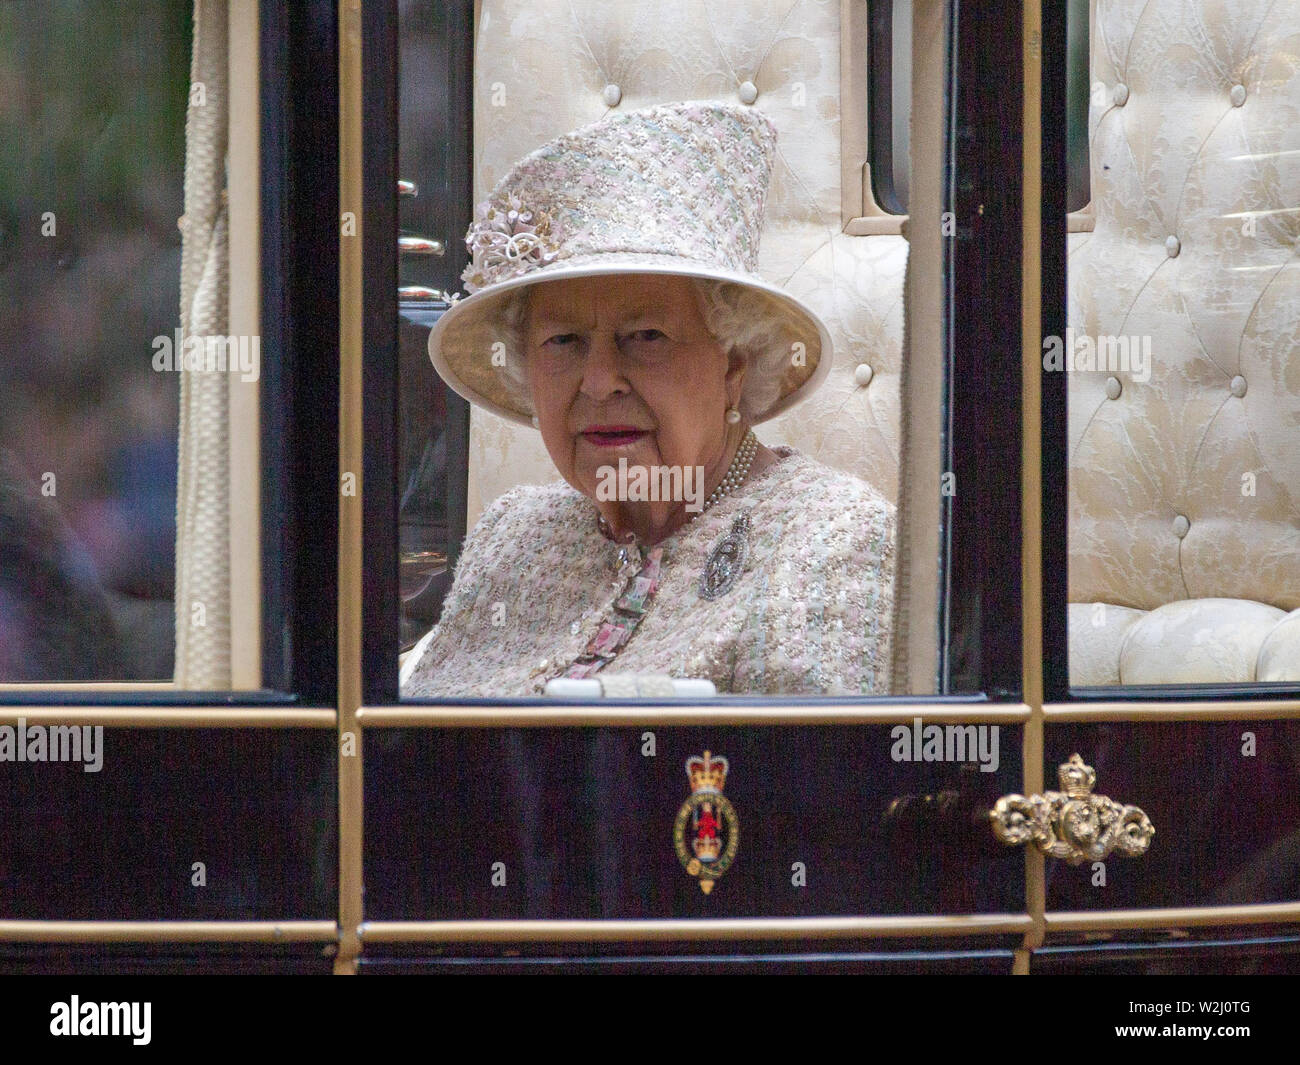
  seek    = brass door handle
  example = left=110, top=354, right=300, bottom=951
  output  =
left=990, top=754, right=1154, bottom=864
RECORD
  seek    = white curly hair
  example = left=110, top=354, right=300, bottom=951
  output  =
left=490, top=277, right=812, bottom=423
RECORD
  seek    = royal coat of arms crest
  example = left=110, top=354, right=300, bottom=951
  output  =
left=674, top=750, right=740, bottom=894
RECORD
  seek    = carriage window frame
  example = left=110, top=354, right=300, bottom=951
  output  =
left=344, top=0, right=1032, bottom=970
left=1029, top=1, right=1300, bottom=968
left=856, top=0, right=1095, bottom=232
left=9, top=0, right=1296, bottom=977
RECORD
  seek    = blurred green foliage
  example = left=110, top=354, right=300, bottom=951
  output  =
left=0, top=0, right=191, bottom=229
left=0, top=0, right=192, bottom=614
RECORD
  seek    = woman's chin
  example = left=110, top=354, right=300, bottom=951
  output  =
left=574, top=439, right=659, bottom=472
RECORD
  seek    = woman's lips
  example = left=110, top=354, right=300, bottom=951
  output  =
left=580, top=427, right=649, bottom=447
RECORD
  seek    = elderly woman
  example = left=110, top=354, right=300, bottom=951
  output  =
left=402, top=102, right=895, bottom=697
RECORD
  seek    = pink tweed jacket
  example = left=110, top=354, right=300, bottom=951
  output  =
left=401, top=447, right=895, bottom=697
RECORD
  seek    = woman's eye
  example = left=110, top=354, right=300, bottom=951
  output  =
left=544, top=333, right=580, bottom=347
left=625, top=329, right=666, bottom=343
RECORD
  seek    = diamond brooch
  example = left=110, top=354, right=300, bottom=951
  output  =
left=698, top=513, right=751, bottom=601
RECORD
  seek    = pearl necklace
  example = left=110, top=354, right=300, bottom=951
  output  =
left=701, top=428, right=758, bottom=513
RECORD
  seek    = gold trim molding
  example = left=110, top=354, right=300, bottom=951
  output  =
left=361, top=914, right=1032, bottom=943
left=1045, top=701, right=1300, bottom=721
left=336, top=0, right=366, bottom=977
left=1045, top=902, right=1300, bottom=933
left=359, top=703, right=1033, bottom=727
left=0, top=921, right=337, bottom=943
left=0, top=708, right=336, bottom=727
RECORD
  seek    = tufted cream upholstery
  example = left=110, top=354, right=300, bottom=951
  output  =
left=464, top=0, right=906, bottom=523
left=1067, top=0, right=1300, bottom=684
left=462, top=0, right=1297, bottom=688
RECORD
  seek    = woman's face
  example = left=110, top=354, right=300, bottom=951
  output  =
left=523, top=274, right=746, bottom=505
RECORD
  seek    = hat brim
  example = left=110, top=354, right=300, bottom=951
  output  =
left=427, top=254, right=833, bottom=427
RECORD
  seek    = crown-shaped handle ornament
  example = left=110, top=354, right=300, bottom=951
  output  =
left=989, top=754, right=1154, bottom=865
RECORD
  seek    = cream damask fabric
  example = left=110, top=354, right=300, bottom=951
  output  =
left=465, top=0, right=906, bottom=523
left=1067, top=0, right=1300, bottom=683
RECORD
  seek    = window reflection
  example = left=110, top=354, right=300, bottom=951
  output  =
left=397, top=0, right=469, bottom=652
left=0, top=2, right=189, bottom=681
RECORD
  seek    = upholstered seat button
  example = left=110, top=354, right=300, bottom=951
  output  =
left=1172, top=514, right=1190, bottom=539
left=1104, top=375, right=1122, bottom=399
left=1113, top=82, right=1129, bottom=106
left=1230, top=83, right=1247, bottom=107
left=739, top=80, right=759, bottom=105
left=1230, top=375, right=1247, bottom=397
left=1165, top=234, right=1181, bottom=257
left=854, top=363, right=874, bottom=387
left=602, top=83, right=622, bottom=107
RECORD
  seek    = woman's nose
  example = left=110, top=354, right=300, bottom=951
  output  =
left=578, top=334, right=630, bottom=401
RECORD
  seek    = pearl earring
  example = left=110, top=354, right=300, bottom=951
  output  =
left=531, top=415, right=540, bottom=429
left=725, top=407, right=741, bottom=425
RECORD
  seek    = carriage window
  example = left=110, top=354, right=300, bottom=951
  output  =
left=391, top=0, right=977, bottom=700
left=867, top=0, right=1093, bottom=217
left=1, top=1, right=264, bottom=688
left=387, top=0, right=1038, bottom=703
left=867, top=0, right=911, bottom=214
left=1064, top=0, right=1300, bottom=688
left=1064, top=0, right=1090, bottom=213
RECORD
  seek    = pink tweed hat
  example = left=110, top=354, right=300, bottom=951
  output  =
left=427, top=100, right=832, bottom=426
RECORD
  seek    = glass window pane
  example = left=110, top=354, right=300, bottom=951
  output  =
left=390, top=0, right=1029, bottom=701
left=0, top=2, right=189, bottom=682
left=1065, top=0, right=1300, bottom=688
left=2, top=1, right=266, bottom=688
left=397, top=1, right=914, bottom=699
left=866, top=0, right=914, bottom=214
